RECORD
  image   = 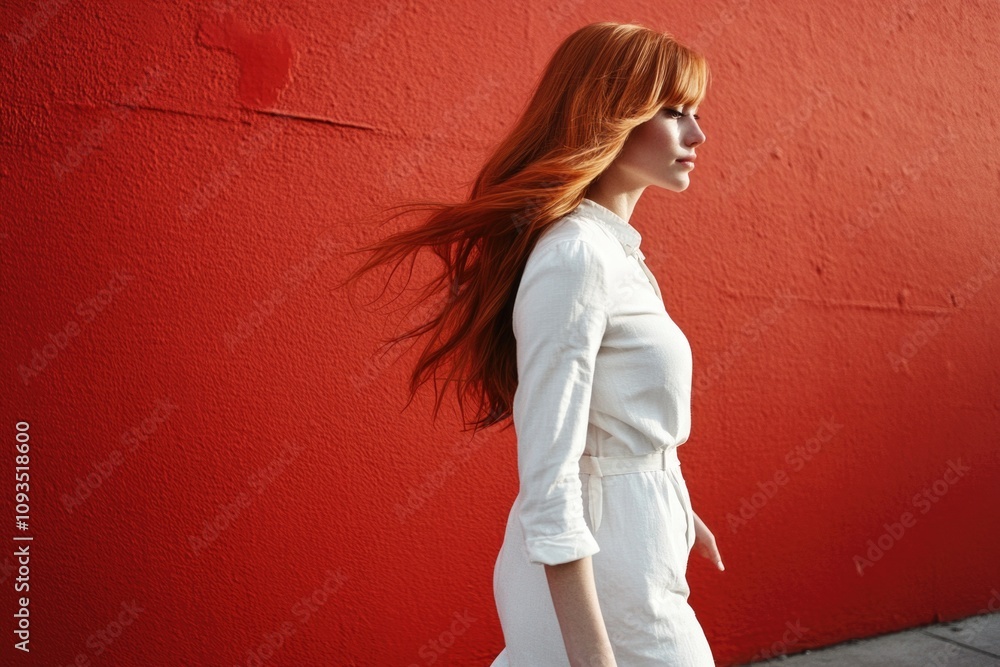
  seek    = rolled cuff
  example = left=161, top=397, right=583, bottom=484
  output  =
left=524, top=526, right=600, bottom=566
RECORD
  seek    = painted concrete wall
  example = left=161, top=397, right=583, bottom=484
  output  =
left=1, top=1, right=998, bottom=665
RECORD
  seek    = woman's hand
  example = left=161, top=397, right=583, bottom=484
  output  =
left=692, top=511, right=725, bottom=571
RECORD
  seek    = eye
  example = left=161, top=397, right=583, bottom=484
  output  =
left=664, top=108, right=701, bottom=121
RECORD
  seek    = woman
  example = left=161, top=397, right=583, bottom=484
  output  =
left=342, top=21, right=724, bottom=667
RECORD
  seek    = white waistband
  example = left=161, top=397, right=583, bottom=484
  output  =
left=577, top=447, right=681, bottom=532
left=578, top=446, right=680, bottom=478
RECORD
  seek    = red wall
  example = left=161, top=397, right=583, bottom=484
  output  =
left=2, top=1, right=999, bottom=665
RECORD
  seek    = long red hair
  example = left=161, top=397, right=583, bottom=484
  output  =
left=337, top=22, right=710, bottom=434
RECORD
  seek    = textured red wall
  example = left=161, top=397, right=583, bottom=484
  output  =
left=2, top=1, right=999, bottom=665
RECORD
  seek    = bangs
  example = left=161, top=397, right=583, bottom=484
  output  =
left=656, top=43, right=710, bottom=108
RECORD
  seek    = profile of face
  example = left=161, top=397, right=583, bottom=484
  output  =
left=612, top=103, right=706, bottom=192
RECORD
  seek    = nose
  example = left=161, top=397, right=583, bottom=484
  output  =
left=688, top=125, right=706, bottom=148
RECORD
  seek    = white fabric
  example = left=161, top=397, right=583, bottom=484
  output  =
left=579, top=441, right=684, bottom=535
left=490, top=197, right=715, bottom=666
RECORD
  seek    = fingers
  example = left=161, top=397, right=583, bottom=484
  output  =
left=711, top=539, right=725, bottom=571
left=694, top=519, right=725, bottom=571
left=699, top=532, right=725, bottom=571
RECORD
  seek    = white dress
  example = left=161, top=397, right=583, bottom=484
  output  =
left=489, top=198, right=715, bottom=666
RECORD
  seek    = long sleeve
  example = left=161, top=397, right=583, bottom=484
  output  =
left=511, top=237, right=611, bottom=566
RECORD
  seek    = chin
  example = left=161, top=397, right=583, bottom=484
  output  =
left=659, top=178, right=690, bottom=193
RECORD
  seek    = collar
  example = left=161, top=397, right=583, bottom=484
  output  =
left=576, top=198, right=645, bottom=260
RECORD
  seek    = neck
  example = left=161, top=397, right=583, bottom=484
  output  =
left=584, top=184, right=646, bottom=224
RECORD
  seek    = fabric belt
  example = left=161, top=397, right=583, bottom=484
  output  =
left=578, top=446, right=681, bottom=532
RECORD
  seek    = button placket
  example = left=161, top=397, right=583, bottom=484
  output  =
left=634, top=249, right=663, bottom=302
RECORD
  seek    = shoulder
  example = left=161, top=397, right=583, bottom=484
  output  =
left=514, top=214, right=622, bottom=321
left=526, top=212, right=621, bottom=273
left=513, top=214, right=616, bottom=337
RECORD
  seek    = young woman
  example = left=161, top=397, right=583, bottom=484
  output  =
left=343, top=21, right=724, bottom=667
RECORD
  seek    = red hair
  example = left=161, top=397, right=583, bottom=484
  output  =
left=336, top=22, right=710, bottom=434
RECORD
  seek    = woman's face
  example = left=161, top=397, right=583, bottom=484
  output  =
left=613, top=103, right=706, bottom=192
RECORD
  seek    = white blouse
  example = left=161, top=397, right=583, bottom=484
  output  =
left=511, top=197, right=694, bottom=567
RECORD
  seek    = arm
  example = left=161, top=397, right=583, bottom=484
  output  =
left=545, top=557, right=617, bottom=667
left=512, top=238, right=617, bottom=665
